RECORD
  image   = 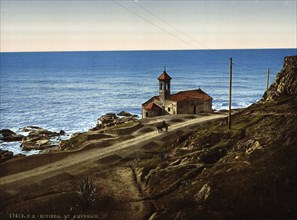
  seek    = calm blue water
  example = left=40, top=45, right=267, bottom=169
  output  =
left=0, top=49, right=296, bottom=154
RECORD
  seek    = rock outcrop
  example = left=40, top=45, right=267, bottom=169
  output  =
left=0, top=150, right=26, bottom=164
left=94, top=112, right=139, bottom=130
left=0, top=127, right=65, bottom=161
left=0, top=149, right=13, bottom=163
left=0, top=129, right=25, bottom=142
left=263, top=56, right=297, bottom=101
left=97, top=113, right=119, bottom=128
left=117, top=111, right=132, bottom=117
left=20, top=127, right=64, bottom=151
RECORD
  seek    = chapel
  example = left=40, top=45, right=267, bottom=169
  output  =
left=142, top=69, right=213, bottom=118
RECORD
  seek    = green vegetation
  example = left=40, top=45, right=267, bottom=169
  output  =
left=104, top=122, right=143, bottom=135
left=60, top=133, right=89, bottom=150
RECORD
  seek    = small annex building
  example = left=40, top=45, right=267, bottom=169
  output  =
left=142, top=69, right=213, bottom=118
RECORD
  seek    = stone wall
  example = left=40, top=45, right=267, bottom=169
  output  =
left=164, top=100, right=177, bottom=115
left=142, top=107, right=163, bottom=118
left=177, top=99, right=212, bottom=114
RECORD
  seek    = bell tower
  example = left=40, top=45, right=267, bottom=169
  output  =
left=158, top=67, right=172, bottom=104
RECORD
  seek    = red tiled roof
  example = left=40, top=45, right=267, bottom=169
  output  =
left=142, top=88, right=212, bottom=109
left=158, top=71, right=172, bottom=80
left=170, top=88, right=212, bottom=102
left=144, top=102, right=162, bottom=110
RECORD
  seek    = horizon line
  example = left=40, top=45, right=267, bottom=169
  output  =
left=1, top=47, right=296, bottom=53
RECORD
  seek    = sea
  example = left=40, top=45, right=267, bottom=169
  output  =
left=0, top=49, right=296, bottom=155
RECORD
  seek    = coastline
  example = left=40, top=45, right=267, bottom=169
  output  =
left=0, top=112, right=229, bottom=182
left=0, top=110, right=231, bottom=161
left=0, top=108, right=245, bottom=159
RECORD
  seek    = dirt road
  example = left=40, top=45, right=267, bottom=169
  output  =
left=0, top=114, right=227, bottom=186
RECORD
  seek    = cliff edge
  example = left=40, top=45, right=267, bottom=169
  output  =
left=263, top=55, right=297, bottom=101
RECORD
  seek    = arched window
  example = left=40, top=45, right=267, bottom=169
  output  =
left=166, top=83, right=169, bottom=90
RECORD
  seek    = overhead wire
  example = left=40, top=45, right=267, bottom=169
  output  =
left=112, top=0, right=199, bottom=50
left=134, top=1, right=230, bottom=61
left=113, top=0, right=257, bottom=74
left=135, top=1, right=248, bottom=78
left=112, top=0, right=232, bottom=75
left=136, top=1, right=256, bottom=72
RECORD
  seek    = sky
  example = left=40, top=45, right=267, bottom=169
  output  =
left=0, top=0, right=296, bottom=52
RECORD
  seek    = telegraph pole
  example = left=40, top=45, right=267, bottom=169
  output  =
left=228, top=58, right=233, bottom=129
left=266, top=68, right=270, bottom=91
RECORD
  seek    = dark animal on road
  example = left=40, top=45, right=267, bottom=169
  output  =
left=156, top=121, right=168, bottom=133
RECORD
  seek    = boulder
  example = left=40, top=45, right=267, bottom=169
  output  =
left=117, top=111, right=132, bottom=117
left=0, top=129, right=25, bottom=142
left=21, top=137, right=51, bottom=151
left=20, top=126, right=43, bottom=132
left=0, top=129, right=16, bottom=137
left=1, top=126, right=64, bottom=152
left=95, top=112, right=140, bottom=130
left=20, top=127, right=62, bottom=151
left=98, top=114, right=114, bottom=125
left=0, top=149, right=14, bottom=164
left=97, top=113, right=119, bottom=127
left=28, top=128, right=59, bottom=138
left=105, top=113, right=118, bottom=119
left=20, top=126, right=61, bottom=138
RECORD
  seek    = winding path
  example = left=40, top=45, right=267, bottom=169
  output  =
left=0, top=114, right=227, bottom=186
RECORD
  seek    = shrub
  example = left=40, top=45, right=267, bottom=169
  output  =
left=77, top=177, right=97, bottom=210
